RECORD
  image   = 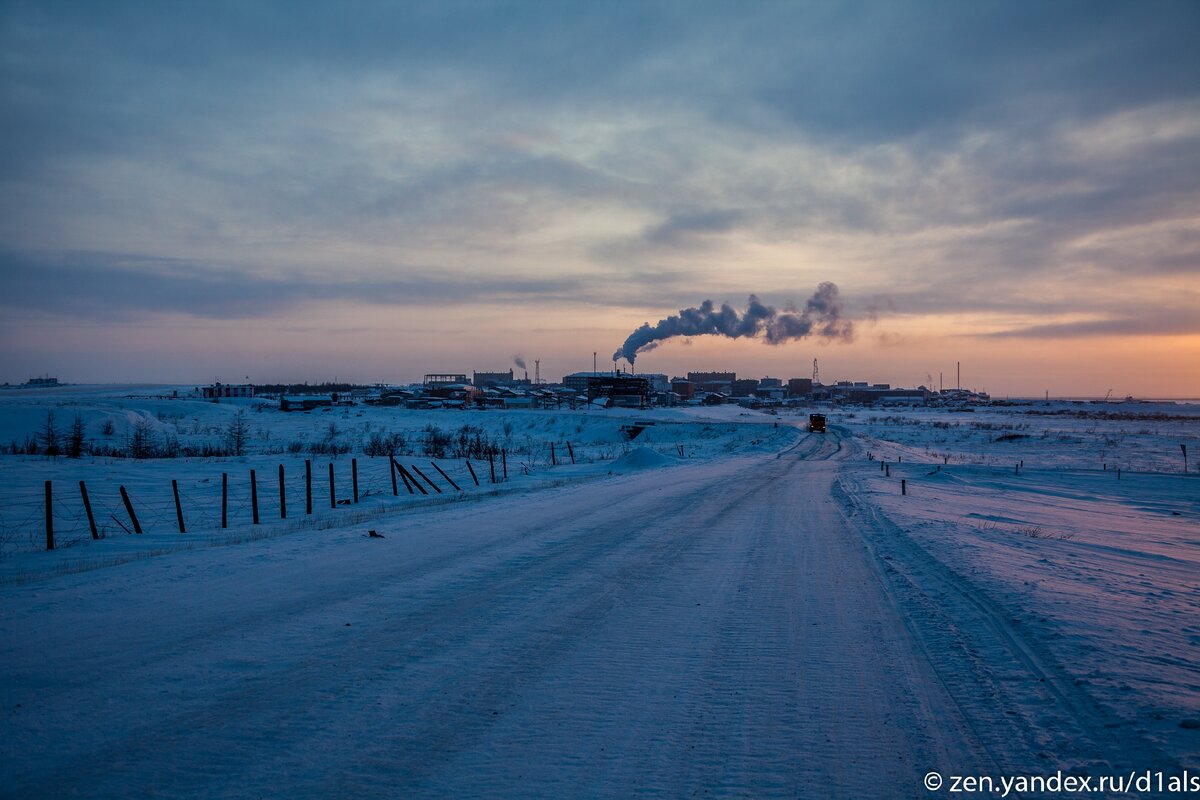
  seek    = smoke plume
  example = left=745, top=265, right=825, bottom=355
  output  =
left=512, top=354, right=527, bottom=370
left=612, top=282, right=853, bottom=365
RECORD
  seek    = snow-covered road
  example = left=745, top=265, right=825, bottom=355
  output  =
left=0, top=431, right=1160, bottom=797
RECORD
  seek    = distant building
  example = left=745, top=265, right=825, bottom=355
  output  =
left=670, top=378, right=694, bottom=399
left=203, top=382, right=254, bottom=399
left=687, top=371, right=735, bottom=395
left=25, top=376, right=60, bottom=387
left=473, top=369, right=516, bottom=388
left=635, top=373, right=670, bottom=393
left=585, top=375, right=651, bottom=408
left=758, top=377, right=782, bottom=389
left=833, top=386, right=930, bottom=405
left=731, top=378, right=760, bottom=397
left=563, top=371, right=618, bottom=393
left=787, top=378, right=813, bottom=397
left=280, top=395, right=333, bottom=411
left=424, top=374, right=469, bottom=387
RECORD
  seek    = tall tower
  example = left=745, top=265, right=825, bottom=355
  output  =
left=534, top=359, right=541, bottom=385
left=812, top=358, right=820, bottom=385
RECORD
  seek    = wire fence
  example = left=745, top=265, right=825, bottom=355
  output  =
left=0, top=440, right=626, bottom=558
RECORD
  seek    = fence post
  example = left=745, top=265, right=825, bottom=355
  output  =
left=44, top=480, right=54, bottom=551
left=79, top=480, right=98, bottom=540
left=489, top=453, right=496, bottom=484
left=431, top=462, right=461, bottom=491
left=567, top=441, right=575, bottom=464
left=393, top=458, right=415, bottom=494
left=250, top=469, right=259, bottom=525
left=279, top=464, right=286, bottom=519
left=352, top=457, right=359, bottom=503
left=396, top=461, right=426, bottom=495
left=901, top=479, right=907, bottom=496
left=885, top=464, right=890, bottom=477
left=465, top=459, right=479, bottom=486
left=389, top=450, right=398, bottom=495
left=880, top=460, right=884, bottom=472
left=550, top=442, right=557, bottom=466
left=502, top=449, right=508, bottom=480
left=329, top=462, right=336, bottom=509
left=222, top=472, right=228, bottom=528
left=410, top=464, right=442, bottom=494
left=172, top=479, right=186, bottom=533
left=305, top=459, right=312, bottom=515
left=119, top=485, right=143, bottom=534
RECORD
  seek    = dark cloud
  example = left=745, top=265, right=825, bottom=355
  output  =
left=0, top=250, right=587, bottom=319
left=0, top=0, right=1198, bottom=350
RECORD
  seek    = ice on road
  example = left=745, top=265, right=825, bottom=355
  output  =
left=0, top=433, right=1067, bottom=797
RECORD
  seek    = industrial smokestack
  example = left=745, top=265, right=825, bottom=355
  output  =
left=612, top=283, right=853, bottom=365
left=513, top=354, right=527, bottom=371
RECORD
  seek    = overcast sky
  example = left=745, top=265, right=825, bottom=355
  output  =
left=2, top=1, right=1198, bottom=395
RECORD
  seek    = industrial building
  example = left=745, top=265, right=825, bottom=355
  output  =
left=203, top=382, right=254, bottom=399
left=687, top=371, right=736, bottom=394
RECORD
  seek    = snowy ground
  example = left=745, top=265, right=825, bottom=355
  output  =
left=0, top=385, right=791, bottom=573
left=1, top=391, right=1198, bottom=797
left=833, top=403, right=1200, bottom=772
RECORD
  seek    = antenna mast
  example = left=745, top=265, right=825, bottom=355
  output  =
left=534, top=359, right=540, bottom=385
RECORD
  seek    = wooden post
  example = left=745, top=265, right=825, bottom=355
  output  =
left=329, top=462, right=336, bottom=509
left=1015, top=463, right=1019, bottom=475
left=119, top=485, right=143, bottom=534
left=550, top=442, right=557, bottom=466
left=502, top=449, right=507, bottom=480
left=389, top=450, right=398, bottom=495
left=279, top=464, right=286, bottom=519
left=396, top=461, right=426, bottom=495
left=880, top=460, right=884, bottom=472
left=489, top=452, right=496, bottom=484
left=44, top=480, right=54, bottom=551
left=567, top=441, right=575, bottom=464
left=250, top=469, right=259, bottom=524
left=305, top=459, right=312, bottom=515
left=901, top=479, right=907, bottom=496
left=393, top=458, right=415, bottom=494
left=1183, top=444, right=1189, bottom=473
left=465, top=459, right=479, bottom=486
left=352, top=457, right=359, bottom=503
left=79, top=480, right=98, bottom=540
left=885, top=464, right=890, bottom=477
left=431, top=462, right=461, bottom=491
left=172, top=479, right=186, bottom=533
left=222, top=472, right=228, bottom=528
left=410, top=464, right=442, bottom=494
left=1117, top=468, right=1122, bottom=480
